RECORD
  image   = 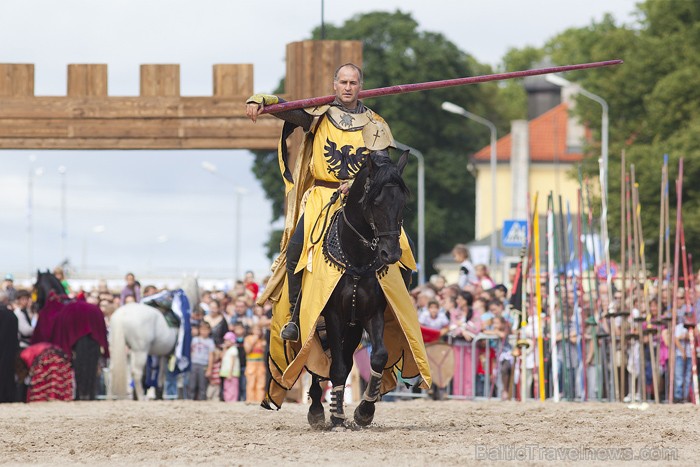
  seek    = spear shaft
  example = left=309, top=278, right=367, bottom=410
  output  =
left=260, top=60, right=623, bottom=114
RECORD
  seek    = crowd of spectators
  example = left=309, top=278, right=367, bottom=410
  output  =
left=4, top=239, right=700, bottom=404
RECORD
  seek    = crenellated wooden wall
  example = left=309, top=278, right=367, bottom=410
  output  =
left=0, top=40, right=362, bottom=151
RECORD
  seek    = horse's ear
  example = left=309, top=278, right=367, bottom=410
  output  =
left=397, top=150, right=410, bottom=175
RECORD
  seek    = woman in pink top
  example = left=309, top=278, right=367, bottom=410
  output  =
left=448, top=291, right=481, bottom=398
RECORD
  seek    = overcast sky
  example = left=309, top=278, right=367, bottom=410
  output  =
left=0, top=0, right=639, bottom=284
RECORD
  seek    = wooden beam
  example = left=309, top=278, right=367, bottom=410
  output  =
left=214, top=64, right=254, bottom=97
left=0, top=137, right=280, bottom=150
left=0, top=116, right=281, bottom=138
left=67, top=64, right=108, bottom=97
left=140, top=64, right=180, bottom=97
left=0, top=96, right=289, bottom=119
left=0, top=64, right=34, bottom=97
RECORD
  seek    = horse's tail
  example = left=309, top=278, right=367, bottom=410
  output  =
left=109, top=310, right=129, bottom=399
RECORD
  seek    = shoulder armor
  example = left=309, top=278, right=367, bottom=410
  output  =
left=304, top=105, right=331, bottom=116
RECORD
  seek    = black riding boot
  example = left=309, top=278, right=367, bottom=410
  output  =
left=280, top=237, right=304, bottom=342
left=280, top=269, right=303, bottom=341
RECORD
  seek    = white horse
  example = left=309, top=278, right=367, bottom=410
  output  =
left=109, top=277, right=200, bottom=400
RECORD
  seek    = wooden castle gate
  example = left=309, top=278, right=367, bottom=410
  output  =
left=0, top=41, right=362, bottom=152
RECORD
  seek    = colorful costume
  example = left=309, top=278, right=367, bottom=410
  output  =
left=257, top=101, right=431, bottom=408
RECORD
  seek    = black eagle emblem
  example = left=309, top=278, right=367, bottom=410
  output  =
left=323, top=138, right=369, bottom=180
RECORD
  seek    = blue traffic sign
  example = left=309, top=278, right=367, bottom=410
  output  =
left=502, top=219, right=528, bottom=247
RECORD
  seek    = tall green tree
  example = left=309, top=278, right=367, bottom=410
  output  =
left=507, top=1, right=700, bottom=267
left=252, top=11, right=513, bottom=274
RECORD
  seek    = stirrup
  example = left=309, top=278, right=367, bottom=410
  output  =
left=280, top=321, right=300, bottom=342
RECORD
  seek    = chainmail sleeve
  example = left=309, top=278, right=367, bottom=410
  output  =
left=271, top=98, right=313, bottom=131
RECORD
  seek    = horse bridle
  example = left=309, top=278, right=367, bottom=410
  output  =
left=343, top=177, right=402, bottom=251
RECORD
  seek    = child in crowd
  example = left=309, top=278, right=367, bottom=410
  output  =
left=419, top=300, right=450, bottom=333
left=483, top=316, right=513, bottom=400
left=231, top=322, right=248, bottom=401
left=219, top=332, right=241, bottom=402
left=452, top=243, right=477, bottom=290
left=244, top=324, right=267, bottom=404
left=189, top=321, right=215, bottom=400
left=475, top=264, right=496, bottom=290
left=205, top=344, right=222, bottom=401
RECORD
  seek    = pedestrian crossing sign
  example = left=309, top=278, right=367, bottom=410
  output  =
left=502, top=220, right=527, bottom=247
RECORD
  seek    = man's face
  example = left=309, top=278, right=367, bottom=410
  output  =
left=18, top=296, right=29, bottom=309
left=235, top=300, right=247, bottom=315
left=333, top=66, right=361, bottom=109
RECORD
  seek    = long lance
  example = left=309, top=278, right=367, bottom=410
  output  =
left=571, top=198, right=587, bottom=400
left=620, top=152, right=628, bottom=400
left=633, top=177, right=660, bottom=404
left=533, top=193, right=546, bottom=401
left=556, top=196, right=573, bottom=399
left=628, top=167, right=639, bottom=402
left=664, top=157, right=673, bottom=400
left=259, top=60, right=623, bottom=114
left=585, top=178, right=609, bottom=400
left=679, top=218, right=700, bottom=404
left=579, top=170, right=602, bottom=401
left=514, top=245, right=529, bottom=402
left=656, top=155, right=667, bottom=400
left=547, top=194, right=560, bottom=401
left=599, top=157, right=620, bottom=401
left=522, top=193, right=541, bottom=399
left=689, top=253, right=699, bottom=404
left=576, top=188, right=592, bottom=401
left=552, top=196, right=571, bottom=399
left=631, top=171, right=648, bottom=402
left=669, top=159, right=684, bottom=403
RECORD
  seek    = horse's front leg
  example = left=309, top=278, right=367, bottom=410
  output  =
left=307, top=375, right=325, bottom=429
left=322, top=307, right=348, bottom=426
left=354, top=305, right=388, bottom=427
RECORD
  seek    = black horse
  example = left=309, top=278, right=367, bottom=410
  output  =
left=32, top=271, right=108, bottom=400
left=307, top=148, right=411, bottom=427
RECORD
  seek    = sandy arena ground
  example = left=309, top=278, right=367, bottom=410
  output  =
left=1, top=398, right=698, bottom=466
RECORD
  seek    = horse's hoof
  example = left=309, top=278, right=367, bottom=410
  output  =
left=353, top=401, right=375, bottom=427
left=307, top=409, right=326, bottom=429
left=330, top=415, right=346, bottom=427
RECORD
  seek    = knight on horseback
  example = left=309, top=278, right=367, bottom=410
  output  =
left=247, top=63, right=395, bottom=342
left=247, top=64, right=431, bottom=417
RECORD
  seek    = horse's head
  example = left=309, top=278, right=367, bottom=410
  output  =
left=353, top=148, right=410, bottom=265
left=32, top=269, right=65, bottom=312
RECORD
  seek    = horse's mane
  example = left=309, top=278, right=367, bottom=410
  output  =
left=359, top=152, right=410, bottom=210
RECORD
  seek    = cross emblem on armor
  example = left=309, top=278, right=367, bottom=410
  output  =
left=372, top=130, right=381, bottom=146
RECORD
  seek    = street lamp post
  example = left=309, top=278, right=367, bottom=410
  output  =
left=58, top=165, right=67, bottom=262
left=201, top=161, right=247, bottom=282
left=394, top=142, right=425, bottom=286
left=545, top=74, right=609, bottom=201
left=26, top=155, right=44, bottom=277
left=441, top=101, right=498, bottom=278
